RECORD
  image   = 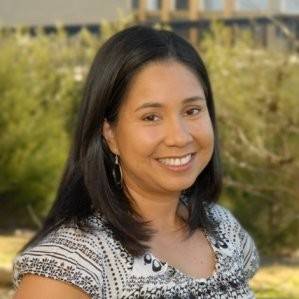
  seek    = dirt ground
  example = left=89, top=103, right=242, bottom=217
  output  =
left=0, top=286, right=14, bottom=299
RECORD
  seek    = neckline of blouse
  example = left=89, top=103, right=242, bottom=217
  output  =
left=146, top=227, right=222, bottom=283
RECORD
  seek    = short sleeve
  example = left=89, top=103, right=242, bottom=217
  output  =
left=13, top=223, right=104, bottom=299
left=209, top=204, right=260, bottom=280
left=238, top=224, right=260, bottom=279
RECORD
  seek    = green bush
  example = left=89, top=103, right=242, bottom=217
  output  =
left=0, top=27, right=96, bottom=226
left=201, top=23, right=299, bottom=255
left=0, top=19, right=135, bottom=228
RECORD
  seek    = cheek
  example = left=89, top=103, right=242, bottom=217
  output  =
left=117, top=125, right=161, bottom=158
left=193, top=118, right=215, bottom=149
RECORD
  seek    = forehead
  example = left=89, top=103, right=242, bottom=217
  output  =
left=122, top=60, right=206, bottom=110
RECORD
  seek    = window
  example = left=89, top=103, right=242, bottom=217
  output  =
left=281, top=0, right=299, bottom=14
left=203, top=0, right=224, bottom=11
left=147, top=0, right=162, bottom=11
left=175, top=0, right=189, bottom=10
left=132, top=0, right=139, bottom=9
left=236, top=0, right=268, bottom=11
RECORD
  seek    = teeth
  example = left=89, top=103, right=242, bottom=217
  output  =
left=158, top=154, right=192, bottom=166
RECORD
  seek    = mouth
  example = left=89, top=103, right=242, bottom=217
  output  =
left=155, top=153, right=196, bottom=172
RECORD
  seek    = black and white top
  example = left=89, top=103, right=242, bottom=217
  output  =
left=13, top=203, right=260, bottom=298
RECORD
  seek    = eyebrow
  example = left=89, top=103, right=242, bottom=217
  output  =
left=134, top=96, right=205, bottom=112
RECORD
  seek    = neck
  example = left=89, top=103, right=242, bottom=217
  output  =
left=123, top=184, right=188, bottom=235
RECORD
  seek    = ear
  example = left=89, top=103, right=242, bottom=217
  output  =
left=102, top=119, right=119, bottom=155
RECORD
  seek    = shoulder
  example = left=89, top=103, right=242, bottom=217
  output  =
left=205, top=203, right=243, bottom=246
left=206, top=203, right=260, bottom=279
left=13, top=214, right=110, bottom=299
left=206, top=202, right=240, bottom=229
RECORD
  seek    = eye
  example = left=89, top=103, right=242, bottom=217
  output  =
left=142, top=114, right=160, bottom=122
left=185, top=107, right=202, bottom=116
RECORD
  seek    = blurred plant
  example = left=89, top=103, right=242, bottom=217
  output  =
left=201, top=22, right=299, bottom=255
left=0, top=25, right=96, bottom=226
left=100, top=10, right=136, bottom=42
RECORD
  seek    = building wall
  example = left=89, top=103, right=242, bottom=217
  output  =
left=281, top=0, right=299, bottom=14
left=132, top=0, right=299, bottom=14
left=0, top=0, right=297, bottom=50
left=0, top=0, right=131, bottom=26
left=1, top=1, right=299, bottom=27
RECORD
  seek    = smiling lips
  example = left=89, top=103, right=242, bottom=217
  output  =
left=156, top=153, right=195, bottom=170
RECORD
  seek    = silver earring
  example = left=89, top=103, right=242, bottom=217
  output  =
left=112, top=154, right=123, bottom=188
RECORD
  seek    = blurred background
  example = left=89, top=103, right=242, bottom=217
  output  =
left=0, top=0, right=298, bottom=298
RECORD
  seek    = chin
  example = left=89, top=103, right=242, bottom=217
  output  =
left=162, top=180, right=195, bottom=193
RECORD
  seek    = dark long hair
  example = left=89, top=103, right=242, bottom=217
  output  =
left=24, top=25, right=223, bottom=256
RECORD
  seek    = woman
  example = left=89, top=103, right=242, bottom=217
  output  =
left=13, top=25, right=260, bottom=299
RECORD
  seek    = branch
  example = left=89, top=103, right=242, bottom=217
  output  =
left=26, top=204, right=42, bottom=229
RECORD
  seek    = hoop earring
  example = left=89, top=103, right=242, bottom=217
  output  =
left=112, top=154, right=123, bottom=189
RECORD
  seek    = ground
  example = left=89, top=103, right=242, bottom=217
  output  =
left=0, top=234, right=298, bottom=298
left=250, top=262, right=299, bottom=299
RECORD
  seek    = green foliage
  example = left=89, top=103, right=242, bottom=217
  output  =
left=201, top=23, right=299, bottom=255
left=0, top=21, right=298, bottom=255
left=0, top=26, right=97, bottom=225
left=0, top=18, right=136, bottom=227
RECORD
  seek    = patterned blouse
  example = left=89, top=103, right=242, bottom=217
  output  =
left=13, top=203, right=260, bottom=298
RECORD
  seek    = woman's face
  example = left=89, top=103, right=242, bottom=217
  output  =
left=103, top=60, right=214, bottom=196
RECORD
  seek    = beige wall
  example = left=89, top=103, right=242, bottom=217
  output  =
left=0, top=0, right=132, bottom=26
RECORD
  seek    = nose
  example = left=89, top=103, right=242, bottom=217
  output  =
left=164, top=116, right=193, bottom=147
